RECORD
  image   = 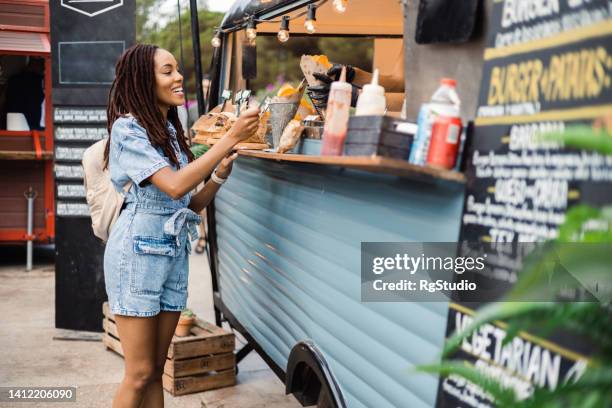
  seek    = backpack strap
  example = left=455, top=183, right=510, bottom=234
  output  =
left=121, top=181, right=133, bottom=198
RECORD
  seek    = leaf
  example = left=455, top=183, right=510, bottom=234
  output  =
left=190, top=143, right=209, bottom=158
left=541, top=126, right=612, bottom=156
left=515, top=365, right=612, bottom=408
left=442, top=302, right=557, bottom=357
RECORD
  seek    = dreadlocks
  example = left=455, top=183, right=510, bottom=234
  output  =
left=104, top=43, right=194, bottom=169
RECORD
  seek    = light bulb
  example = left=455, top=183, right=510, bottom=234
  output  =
left=277, top=29, right=290, bottom=43
left=304, top=4, right=317, bottom=34
left=211, top=35, right=221, bottom=48
left=246, top=17, right=257, bottom=41
left=304, top=19, right=316, bottom=34
left=333, top=0, right=348, bottom=13
left=278, top=16, right=290, bottom=43
left=246, top=27, right=257, bottom=41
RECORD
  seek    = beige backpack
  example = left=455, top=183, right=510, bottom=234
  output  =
left=82, top=138, right=132, bottom=241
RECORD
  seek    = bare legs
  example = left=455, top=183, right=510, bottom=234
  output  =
left=139, top=311, right=181, bottom=408
left=112, top=311, right=180, bottom=408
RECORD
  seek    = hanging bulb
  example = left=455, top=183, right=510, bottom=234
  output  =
left=246, top=17, right=257, bottom=41
left=211, top=31, right=221, bottom=48
left=277, top=29, right=290, bottom=43
left=277, top=16, right=290, bottom=43
left=333, top=0, right=348, bottom=13
left=304, top=4, right=317, bottom=34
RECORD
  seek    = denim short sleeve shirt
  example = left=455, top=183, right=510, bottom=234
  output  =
left=109, top=116, right=190, bottom=206
left=103, top=115, right=201, bottom=317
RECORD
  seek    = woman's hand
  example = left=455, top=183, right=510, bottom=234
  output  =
left=227, top=107, right=260, bottom=143
left=215, top=152, right=238, bottom=179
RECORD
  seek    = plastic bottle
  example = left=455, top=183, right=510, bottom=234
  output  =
left=409, top=78, right=460, bottom=165
left=321, top=67, right=352, bottom=156
left=355, top=69, right=386, bottom=116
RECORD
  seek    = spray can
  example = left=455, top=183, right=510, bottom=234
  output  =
left=426, top=116, right=463, bottom=169
left=409, top=78, right=461, bottom=165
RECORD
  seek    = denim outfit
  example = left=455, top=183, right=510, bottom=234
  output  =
left=104, top=116, right=201, bottom=317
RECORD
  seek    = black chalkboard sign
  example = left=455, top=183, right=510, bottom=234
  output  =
left=437, top=1, right=612, bottom=406
left=50, top=0, right=135, bottom=105
left=51, top=1, right=135, bottom=332
left=58, top=41, right=125, bottom=85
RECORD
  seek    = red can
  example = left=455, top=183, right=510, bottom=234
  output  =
left=427, top=115, right=462, bottom=169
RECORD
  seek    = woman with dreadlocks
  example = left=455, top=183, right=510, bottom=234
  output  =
left=103, top=44, right=259, bottom=408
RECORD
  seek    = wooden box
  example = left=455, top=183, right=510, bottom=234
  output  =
left=102, top=302, right=236, bottom=396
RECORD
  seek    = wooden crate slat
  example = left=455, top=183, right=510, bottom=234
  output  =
left=102, top=302, right=114, bottom=321
left=172, top=318, right=230, bottom=343
left=102, top=318, right=120, bottom=339
left=168, top=334, right=234, bottom=360
left=162, top=369, right=236, bottom=396
left=164, top=352, right=235, bottom=378
left=102, top=301, right=237, bottom=398
left=196, top=318, right=228, bottom=335
left=103, top=333, right=124, bottom=357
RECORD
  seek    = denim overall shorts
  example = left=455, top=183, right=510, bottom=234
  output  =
left=103, top=116, right=201, bottom=317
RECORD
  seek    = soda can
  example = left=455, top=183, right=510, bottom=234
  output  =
left=426, top=116, right=462, bottom=170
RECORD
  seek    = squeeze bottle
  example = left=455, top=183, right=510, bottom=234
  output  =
left=355, top=69, right=386, bottom=116
left=321, top=67, right=352, bottom=156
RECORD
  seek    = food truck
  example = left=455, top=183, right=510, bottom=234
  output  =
left=201, top=0, right=612, bottom=407
left=0, top=0, right=53, bottom=251
left=201, top=1, right=475, bottom=407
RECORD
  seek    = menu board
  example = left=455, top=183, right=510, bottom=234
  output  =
left=51, top=0, right=135, bottom=331
left=437, top=1, right=612, bottom=406
left=53, top=107, right=107, bottom=218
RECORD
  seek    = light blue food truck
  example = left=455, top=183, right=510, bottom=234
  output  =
left=202, top=1, right=487, bottom=407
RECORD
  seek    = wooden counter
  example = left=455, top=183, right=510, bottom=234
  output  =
left=237, top=150, right=466, bottom=184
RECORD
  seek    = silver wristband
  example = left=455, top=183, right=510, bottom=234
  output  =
left=210, top=169, right=227, bottom=185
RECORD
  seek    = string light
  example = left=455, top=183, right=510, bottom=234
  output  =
left=332, top=0, right=348, bottom=13
left=277, top=16, right=290, bottom=43
left=211, top=30, right=221, bottom=48
left=246, top=17, right=257, bottom=41
left=304, top=4, right=317, bottom=34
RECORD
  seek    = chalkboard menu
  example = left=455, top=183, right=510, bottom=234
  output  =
left=437, top=1, right=612, bottom=406
left=51, top=1, right=135, bottom=332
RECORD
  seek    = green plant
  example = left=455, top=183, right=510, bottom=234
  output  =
left=190, top=143, right=209, bottom=158
left=418, top=124, right=612, bottom=407
left=180, top=309, right=195, bottom=318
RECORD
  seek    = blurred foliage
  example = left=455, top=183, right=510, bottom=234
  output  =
left=190, top=143, right=209, bottom=158
left=137, top=0, right=223, bottom=102
left=418, top=124, right=612, bottom=407
left=543, top=125, right=612, bottom=156
left=137, top=1, right=374, bottom=107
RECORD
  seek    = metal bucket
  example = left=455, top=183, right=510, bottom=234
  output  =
left=268, top=101, right=299, bottom=149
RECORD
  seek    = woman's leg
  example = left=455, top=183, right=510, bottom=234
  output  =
left=112, top=315, right=158, bottom=408
left=139, top=311, right=181, bottom=408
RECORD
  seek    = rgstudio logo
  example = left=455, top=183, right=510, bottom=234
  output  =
left=60, top=0, right=124, bottom=18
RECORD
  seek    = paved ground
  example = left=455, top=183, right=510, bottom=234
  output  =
left=0, top=245, right=301, bottom=408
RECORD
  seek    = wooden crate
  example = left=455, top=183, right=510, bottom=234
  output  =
left=102, top=302, right=236, bottom=396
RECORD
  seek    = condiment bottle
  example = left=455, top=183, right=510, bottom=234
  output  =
left=409, top=78, right=461, bottom=165
left=355, top=69, right=386, bottom=116
left=321, top=66, right=352, bottom=156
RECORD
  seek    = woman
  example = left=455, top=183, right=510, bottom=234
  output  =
left=103, top=44, right=259, bottom=408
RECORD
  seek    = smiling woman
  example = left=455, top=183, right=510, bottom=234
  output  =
left=101, top=43, right=260, bottom=407
left=154, top=49, right=185, bottom=110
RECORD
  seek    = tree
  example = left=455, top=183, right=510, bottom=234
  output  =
left=139, top=1, right=224, bottom=102
left=137, top=1, right=374, bottom=107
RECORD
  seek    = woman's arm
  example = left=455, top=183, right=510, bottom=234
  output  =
left=187, top=152, right=238, bottom=213
left=149, top=108, right=259, bottom=200
left=187, top=180, right=221, bottom=213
